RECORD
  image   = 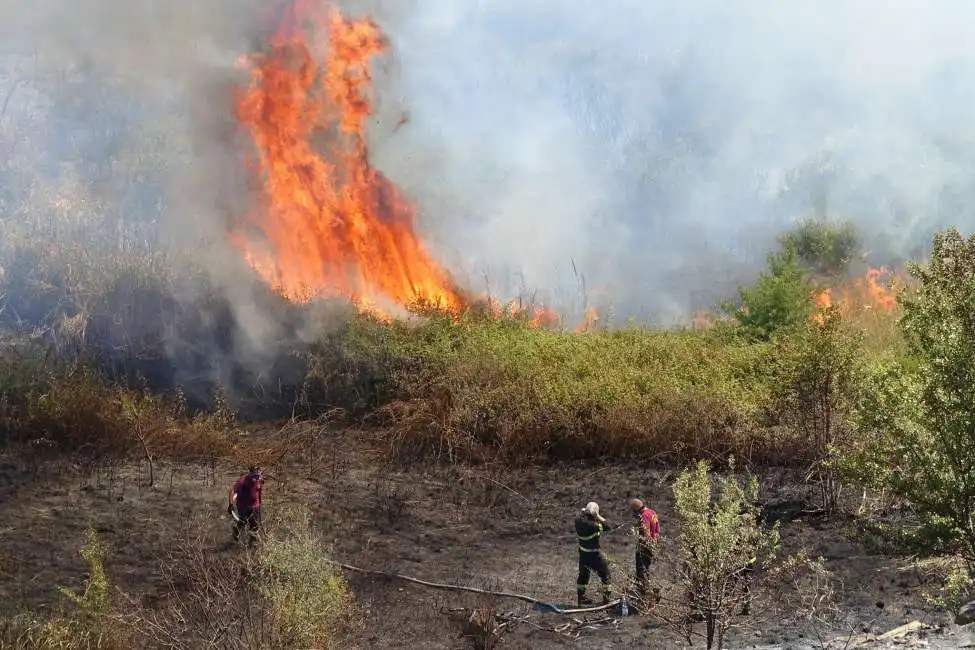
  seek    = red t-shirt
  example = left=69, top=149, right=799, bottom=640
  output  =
left=233, top=473, right=263, bottom=510
left=639, top=507, right=660, bottom=541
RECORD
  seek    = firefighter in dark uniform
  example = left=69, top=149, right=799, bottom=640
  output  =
left=575, top=501, right=613, bottom=606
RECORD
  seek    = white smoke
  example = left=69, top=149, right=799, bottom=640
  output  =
left=366, top=0, right=975, bottom=323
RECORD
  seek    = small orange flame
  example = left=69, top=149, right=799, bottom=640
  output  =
left=575, top=306, right=599, bottom=333
left=810, top=267, right=901, bottom=324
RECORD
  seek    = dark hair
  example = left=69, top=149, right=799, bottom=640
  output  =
left=248, top=465, right=260, bottom=474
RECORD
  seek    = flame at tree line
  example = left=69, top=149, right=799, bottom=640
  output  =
left=691, top=267, right=904, bottom=330
left=812, top=267, right=901, bottom=316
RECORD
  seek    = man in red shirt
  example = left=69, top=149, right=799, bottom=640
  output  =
left=629, top=497, right=660, bottom=607
left=228, top=465, right=264, bottom=546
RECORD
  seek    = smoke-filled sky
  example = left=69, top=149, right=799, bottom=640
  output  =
left=4, top=0, right=975, bottom=325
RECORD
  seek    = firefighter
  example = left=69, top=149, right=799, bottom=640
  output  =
left=228, top=465, right=264, bottom=546
left=629, top=497, right=660, bottom=606
left=575, top=501, right=613, bottom=606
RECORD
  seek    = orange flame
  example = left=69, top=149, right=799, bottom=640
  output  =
left=811, top=267, right=901, bottom=324
left=230, top=0, right=464, bottom=317
left=575, top=306, right=599, bottom=333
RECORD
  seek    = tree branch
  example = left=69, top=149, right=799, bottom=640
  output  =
left=326, top=559, right=620, bottom=615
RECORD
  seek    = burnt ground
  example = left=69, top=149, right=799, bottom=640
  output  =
left=0, top=426, right=968, bottom=649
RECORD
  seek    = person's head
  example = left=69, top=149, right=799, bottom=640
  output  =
left=629, top=497, right=645, bottom=513
left=584, top=501, right=602, bottom=520
left=248, top=465, right=262, bottom=478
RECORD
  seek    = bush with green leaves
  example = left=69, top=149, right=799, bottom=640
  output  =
left=722, top=245, right=817, bottom=341
left=773, top=310, right=864, bottom=513
left=258, top=505, right=354, bottom=649
left=669, top=459, right=780, bottom=650
left=779, top=218, right=861, bottom=277
left=849, top=228, right=975, bottom=566
left=4, top=527, right=134, bottom=650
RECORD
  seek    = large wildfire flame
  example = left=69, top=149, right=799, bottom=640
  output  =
left=231, top=0, right=464, bottom=318
left=230, top=1, right=579, bottom=330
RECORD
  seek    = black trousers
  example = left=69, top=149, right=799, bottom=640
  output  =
left=234, top=506, right=261, bottom=540
left=635, top=546, right=654, bottom=584
left=577, top=551, right=611, bottom=593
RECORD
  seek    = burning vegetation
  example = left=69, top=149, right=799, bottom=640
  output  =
left=231, top=2, right=464, bottom=318
left=228, top=1, right=906, bottom=339
left=230, top=0, right=573, bottom=331
left=811, top=267, right=902, bottom=320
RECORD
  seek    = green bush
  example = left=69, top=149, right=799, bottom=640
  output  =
left=772, top=310, right=864, bottom=513
left=670, top=459, right=780, bottom=649
left=57, top=527, right=111, bottom=617
left=849, top=228, right=975, bottom=564
left=5, top=527, right=135, bottom=650
left=779, top=218, right=861, bottom=277
left=258, top=505, right=354, bottom=649
left=722, top=245, right=817, bottom=341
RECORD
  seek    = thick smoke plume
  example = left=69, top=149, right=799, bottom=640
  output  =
left=360, top=0, right=975, bottom=323
left=2, top=0, right=975, bottom=338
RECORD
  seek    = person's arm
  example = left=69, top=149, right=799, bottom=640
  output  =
left=649, top=511, right=660, bottom=541
left=229, top=477, right=242, bottom=505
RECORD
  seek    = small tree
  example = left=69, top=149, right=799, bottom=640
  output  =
left=723, top=245, right=816, bottom=341
left=776, top=309, right=863, bottom=514
left=671, top=460, right=780, bottom=650
left=851, top=228, right=975, bottom=566
left=779, top=218, right=861, bottom=278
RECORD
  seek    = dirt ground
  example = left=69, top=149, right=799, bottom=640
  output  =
left=0, top=426, right=968, bottom=649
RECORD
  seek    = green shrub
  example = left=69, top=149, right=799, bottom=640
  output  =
left=722, top=245, right=817, bottom=341
left=670, top=459, right=780, bottom=649
left=772, top=310, right=864, bottom=513
left=259, top=505, right=354, bottom=649
left=15, top=527, right=134, bottom=650
left=850, top=228, right=975, bottom=564
left=57, top=527, right=111, bottom=617
left=779, top=218, right=861, bottom=277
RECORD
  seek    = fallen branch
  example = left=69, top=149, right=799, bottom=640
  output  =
left=844, top=620, right=927, bottom=648
left=327, top=559, right=620, bottom=614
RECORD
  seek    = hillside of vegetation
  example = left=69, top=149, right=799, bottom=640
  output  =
left=7, top=218, right=975, bottom=648
left=0, top=216, right=905, bottom=466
